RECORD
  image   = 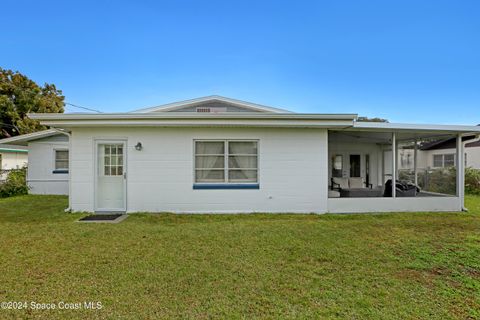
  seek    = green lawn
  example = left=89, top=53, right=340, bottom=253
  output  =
left=1, top=196, right=480, bottom=319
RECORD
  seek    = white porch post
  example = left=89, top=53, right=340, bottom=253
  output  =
left=414, top=139, right=418, bottom=186
left=456, top=134, right=465, bottom=210
left=392, top=132, right=396, bottom=198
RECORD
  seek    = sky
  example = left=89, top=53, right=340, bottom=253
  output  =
left=2, top=0, right=479, bottom=124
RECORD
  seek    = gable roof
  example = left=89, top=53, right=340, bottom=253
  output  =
left=420, top=136, right=480, bottom=150
left=131, top=95, right=293, bottom=113
left=0, top=129, right=62, bottom=146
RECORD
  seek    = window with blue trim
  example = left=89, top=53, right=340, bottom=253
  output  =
left=54, top=150, right=69, bottom=171
left=194, top=140, right=258, bottom=184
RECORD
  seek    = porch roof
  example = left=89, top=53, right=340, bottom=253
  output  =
left=353, top=122, right=480, bottom=136
left=0, top=129, right=62, bottom=146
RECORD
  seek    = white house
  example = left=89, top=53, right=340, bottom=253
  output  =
left=0, top=144, right=28, bottom=181
left=4, top=95, right=480, bottom=214
left=419, top=138, right=480, bottom=169
left=397, top=136, right=480, bottom=171
left=0, top=130, right=69, bottom=195
left=0, top=144, right=28, bottom=170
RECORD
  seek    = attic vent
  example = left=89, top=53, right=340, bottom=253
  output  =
left=196, top=107, right=227, bottom=113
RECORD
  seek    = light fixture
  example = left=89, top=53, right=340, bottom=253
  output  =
left=135, top=142, right=143, bottom=151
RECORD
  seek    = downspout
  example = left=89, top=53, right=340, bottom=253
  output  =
left=392, top=132, right=396, bottom=198
left=414, top=139, right=418, bottom=187
left=52, top=128, right=72, bottom=213
left=460, top=134, right=480, bottom=212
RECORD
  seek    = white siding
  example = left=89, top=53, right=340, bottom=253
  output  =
left=27, top=135, right=69, bottom=195
left=328, top=197, right=462, bottom=213
left=69, top=127, right=328, bottom=213
left=466, top=147, right=480, bottom=169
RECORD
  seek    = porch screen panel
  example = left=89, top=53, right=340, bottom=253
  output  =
left=397, top=135, right=457, bottom=196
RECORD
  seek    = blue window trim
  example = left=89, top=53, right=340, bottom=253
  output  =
left=52, top=169, right=69, bottom=174
left=193, top=183, right=259, bottom=190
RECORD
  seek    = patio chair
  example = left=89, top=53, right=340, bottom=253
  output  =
left=383, top=179, right=419, bottom=197
left=331, top=177, right=372, bottom=190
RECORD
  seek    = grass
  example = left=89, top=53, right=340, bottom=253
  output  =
left=0, top=196, right=480, bottom=319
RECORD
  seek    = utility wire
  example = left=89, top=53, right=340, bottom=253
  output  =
left=65, top=102, right=102, bottom=113
left=2, top=81, right=103, bottom=113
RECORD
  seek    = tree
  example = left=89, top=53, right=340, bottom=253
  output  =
left=357, top=116, right=389, bottom=123
left=0, top=68, right=64, bottom=138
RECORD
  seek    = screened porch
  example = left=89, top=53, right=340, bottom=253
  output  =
left=327, top=129, right=465, bottom=200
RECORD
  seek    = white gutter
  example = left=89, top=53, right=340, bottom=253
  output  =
left=28, top=112, right=358, bottom=121
left=28, top=113, right=358, bottom=129
left=33, top=120, right=356, bottom=129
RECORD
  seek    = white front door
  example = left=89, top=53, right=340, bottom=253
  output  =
left=95, top=141, right=126, bottom=212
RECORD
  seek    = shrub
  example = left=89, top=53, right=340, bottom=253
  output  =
left=0, top=167, right=29, bottom=198
left=398, top=168, right=457, bottom=195
left=399, top=167, right=480, bottom=195
left=465, top=167, right=480, bottom=195
left=422, top=167, right=457, bottom=195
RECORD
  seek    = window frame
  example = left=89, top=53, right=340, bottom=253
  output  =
left=53, top=148, right=69, bottom=173
left=100, top=144, right=124, bottom=177
left=443, top=154, right=455, bottom=167
left=331, top=154, right=343, bottom=178
left=193, top=139, right=259, bottom=186
left=433, top=154, right=444, bottom=168
left=432, top=153, right=456, bottom=168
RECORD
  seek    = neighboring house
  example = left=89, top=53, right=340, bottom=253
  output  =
left=0, top=144, right=28, bottom=181
left=2, top=95, right=480, bottom=213
left=0, top=130, right=69, bottom=195
left=397, top=137, right=480, bottom=171
left=0, top=144, right=28, bottom=170
left=419, top=138, right=480, bottom=169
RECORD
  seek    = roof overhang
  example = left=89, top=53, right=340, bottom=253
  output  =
left=0, top=129, right=62, bottom=146
left=352, top=122, right=480, bottom=136
left=327, top=122, right=480, bottom=143
left=28, top=113, right=358, bottom=129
